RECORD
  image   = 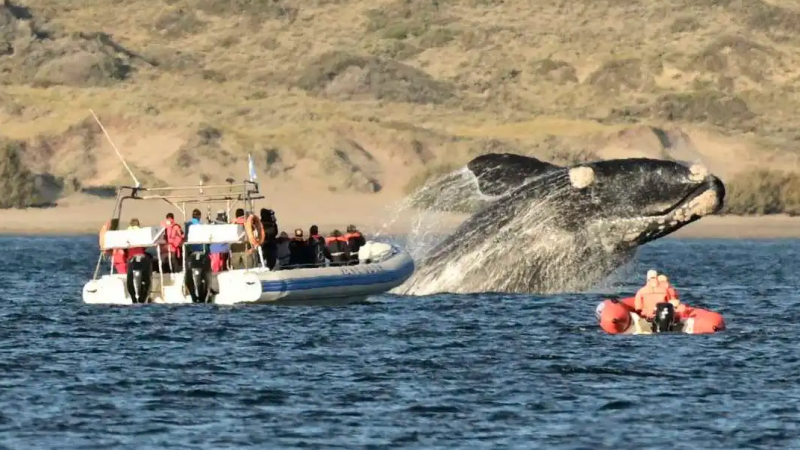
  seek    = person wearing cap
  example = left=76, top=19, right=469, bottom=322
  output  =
left=287, top=228, right=308, bottom=269
left=634, top=269, right=667, bottom=319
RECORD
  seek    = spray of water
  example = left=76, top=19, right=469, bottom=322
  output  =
left=373, top=167, right=492, bottom=260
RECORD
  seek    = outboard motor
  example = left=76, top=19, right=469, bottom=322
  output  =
left=185, top=252, right=213, bottom=303
left=651, top=302, right=676, bottom=333
left=126, top=254, right=153, bottom=304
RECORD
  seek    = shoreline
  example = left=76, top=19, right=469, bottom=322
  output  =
left=1, top=212, right=799, bottom=239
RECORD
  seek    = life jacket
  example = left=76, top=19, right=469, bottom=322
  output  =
left=160, top=220, right=184, bottom=257
left=210, top=252, right=227, bottom=273
left=663, top=283, right=680, bottom=301
left=325, top=236, right=348, bottom=245
left=112, top=248, right=128, bottom=274
left=636, top=284, right=668, bottom=319
left=344, top=231, right=365, bottom=252
left=325, top=236, right=349, bottom=261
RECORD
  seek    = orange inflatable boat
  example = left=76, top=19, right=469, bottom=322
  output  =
left=596, top=296, right=725, bottom=335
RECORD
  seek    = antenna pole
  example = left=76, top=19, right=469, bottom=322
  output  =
left=89, top=109, right=140, bottom=188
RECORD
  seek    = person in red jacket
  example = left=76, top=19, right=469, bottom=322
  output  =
left=160, top=213, right=185, bottom=273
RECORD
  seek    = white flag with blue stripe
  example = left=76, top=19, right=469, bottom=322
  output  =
left=248, top=153, right=257, bottom=181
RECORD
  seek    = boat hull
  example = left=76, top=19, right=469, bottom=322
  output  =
left=82, top=247, right=415, bottom=306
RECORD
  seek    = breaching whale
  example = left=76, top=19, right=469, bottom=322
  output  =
left=395, top=153, right=726, bottom=295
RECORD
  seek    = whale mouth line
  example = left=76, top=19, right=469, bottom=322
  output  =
left=644, top=180, right=715, bottom=219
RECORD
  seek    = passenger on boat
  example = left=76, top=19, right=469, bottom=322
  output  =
left=275, top=231, right=291, bottom=269
left=160, top=213, right=185, bottom=273
left=209, top=210, right=230, bottom=272
left=229, top=208, right=253, bottom=270
left=287, top=229, right=308, bottom=269
left=126, top=218, right=147, bottom=259
left=345, top=224, right=366, bottom=254
left=110, top=218, right=144, bottom=274
left=634, top=269, right=667, bottom=319
left=657, top=274, right=684, bottom=312
left=307, top=225, right=331, bottom=268
left=111, top=247, right=128, bottom=274
left=185, top=209, right=206, bottom=256
left=260, top=208, right=279, bottom=270
left=326, top=229, right=350, bottom=265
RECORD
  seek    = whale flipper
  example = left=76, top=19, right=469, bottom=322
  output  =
left=467, top=153, right=560, bottom=197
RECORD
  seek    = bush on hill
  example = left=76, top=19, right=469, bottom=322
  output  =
left=721, top=168, right=800, bottom=215
left=0, top=140, right=41, bottom=209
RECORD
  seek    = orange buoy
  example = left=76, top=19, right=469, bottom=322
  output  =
left=598, top=299, right=632, bottom=334
left=688, top=309, right=726, bottom=334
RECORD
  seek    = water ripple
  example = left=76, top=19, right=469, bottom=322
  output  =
left=1, top=235, right=800, bottom=448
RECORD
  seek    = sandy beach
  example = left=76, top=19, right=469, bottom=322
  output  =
left=1, top=192, right=798, bottom=239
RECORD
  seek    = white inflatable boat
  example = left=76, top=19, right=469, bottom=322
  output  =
left=82, top=222, right=414, bottom=306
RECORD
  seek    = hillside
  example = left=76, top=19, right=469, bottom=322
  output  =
left=3, top=0, right=800, bottom=221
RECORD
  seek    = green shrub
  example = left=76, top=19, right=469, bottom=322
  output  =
left=0, top=140, right=41, bottom=208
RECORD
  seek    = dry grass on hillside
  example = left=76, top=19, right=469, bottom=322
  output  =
left=2, top=0, right=800, bottom=214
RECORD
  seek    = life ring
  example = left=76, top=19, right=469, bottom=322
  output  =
left=245, top=214, right=265, bottom=247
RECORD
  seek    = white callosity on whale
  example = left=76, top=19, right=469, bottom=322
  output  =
left=394, top=153, right=726, bottom=296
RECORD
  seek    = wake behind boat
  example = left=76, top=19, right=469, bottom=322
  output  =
left=82, top=180, right=415, bottom=306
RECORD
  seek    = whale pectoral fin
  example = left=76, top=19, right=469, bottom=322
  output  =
left=467, top=153, right=561, bottom=196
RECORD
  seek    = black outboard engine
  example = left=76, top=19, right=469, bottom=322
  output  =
left=651, top=302, right=676, bottom=333
left=126, top=254, right=153, bottom=304
left=185, top=252, right=213, bottom=304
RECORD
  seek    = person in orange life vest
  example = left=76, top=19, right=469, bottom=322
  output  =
left=344, top=224, right=366, bottom=252
left=307, top=225, right=331, bottom=268
left=634, top=269, right=668, bottom=319
left=344, top=224, right=366, bottom=265
left=325, top=229, right=350, bottom=265
left=160, top=213, right=185, bottom=273
left=657, top=274, right=685, bottom=315
left=229, top=208, right=253, bottom=270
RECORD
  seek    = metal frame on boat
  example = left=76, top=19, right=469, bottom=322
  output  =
left=81, top=110, right=415, bottom=306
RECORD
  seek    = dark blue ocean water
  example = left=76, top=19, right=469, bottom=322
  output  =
left=1, top=235, right=800, bottom=449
